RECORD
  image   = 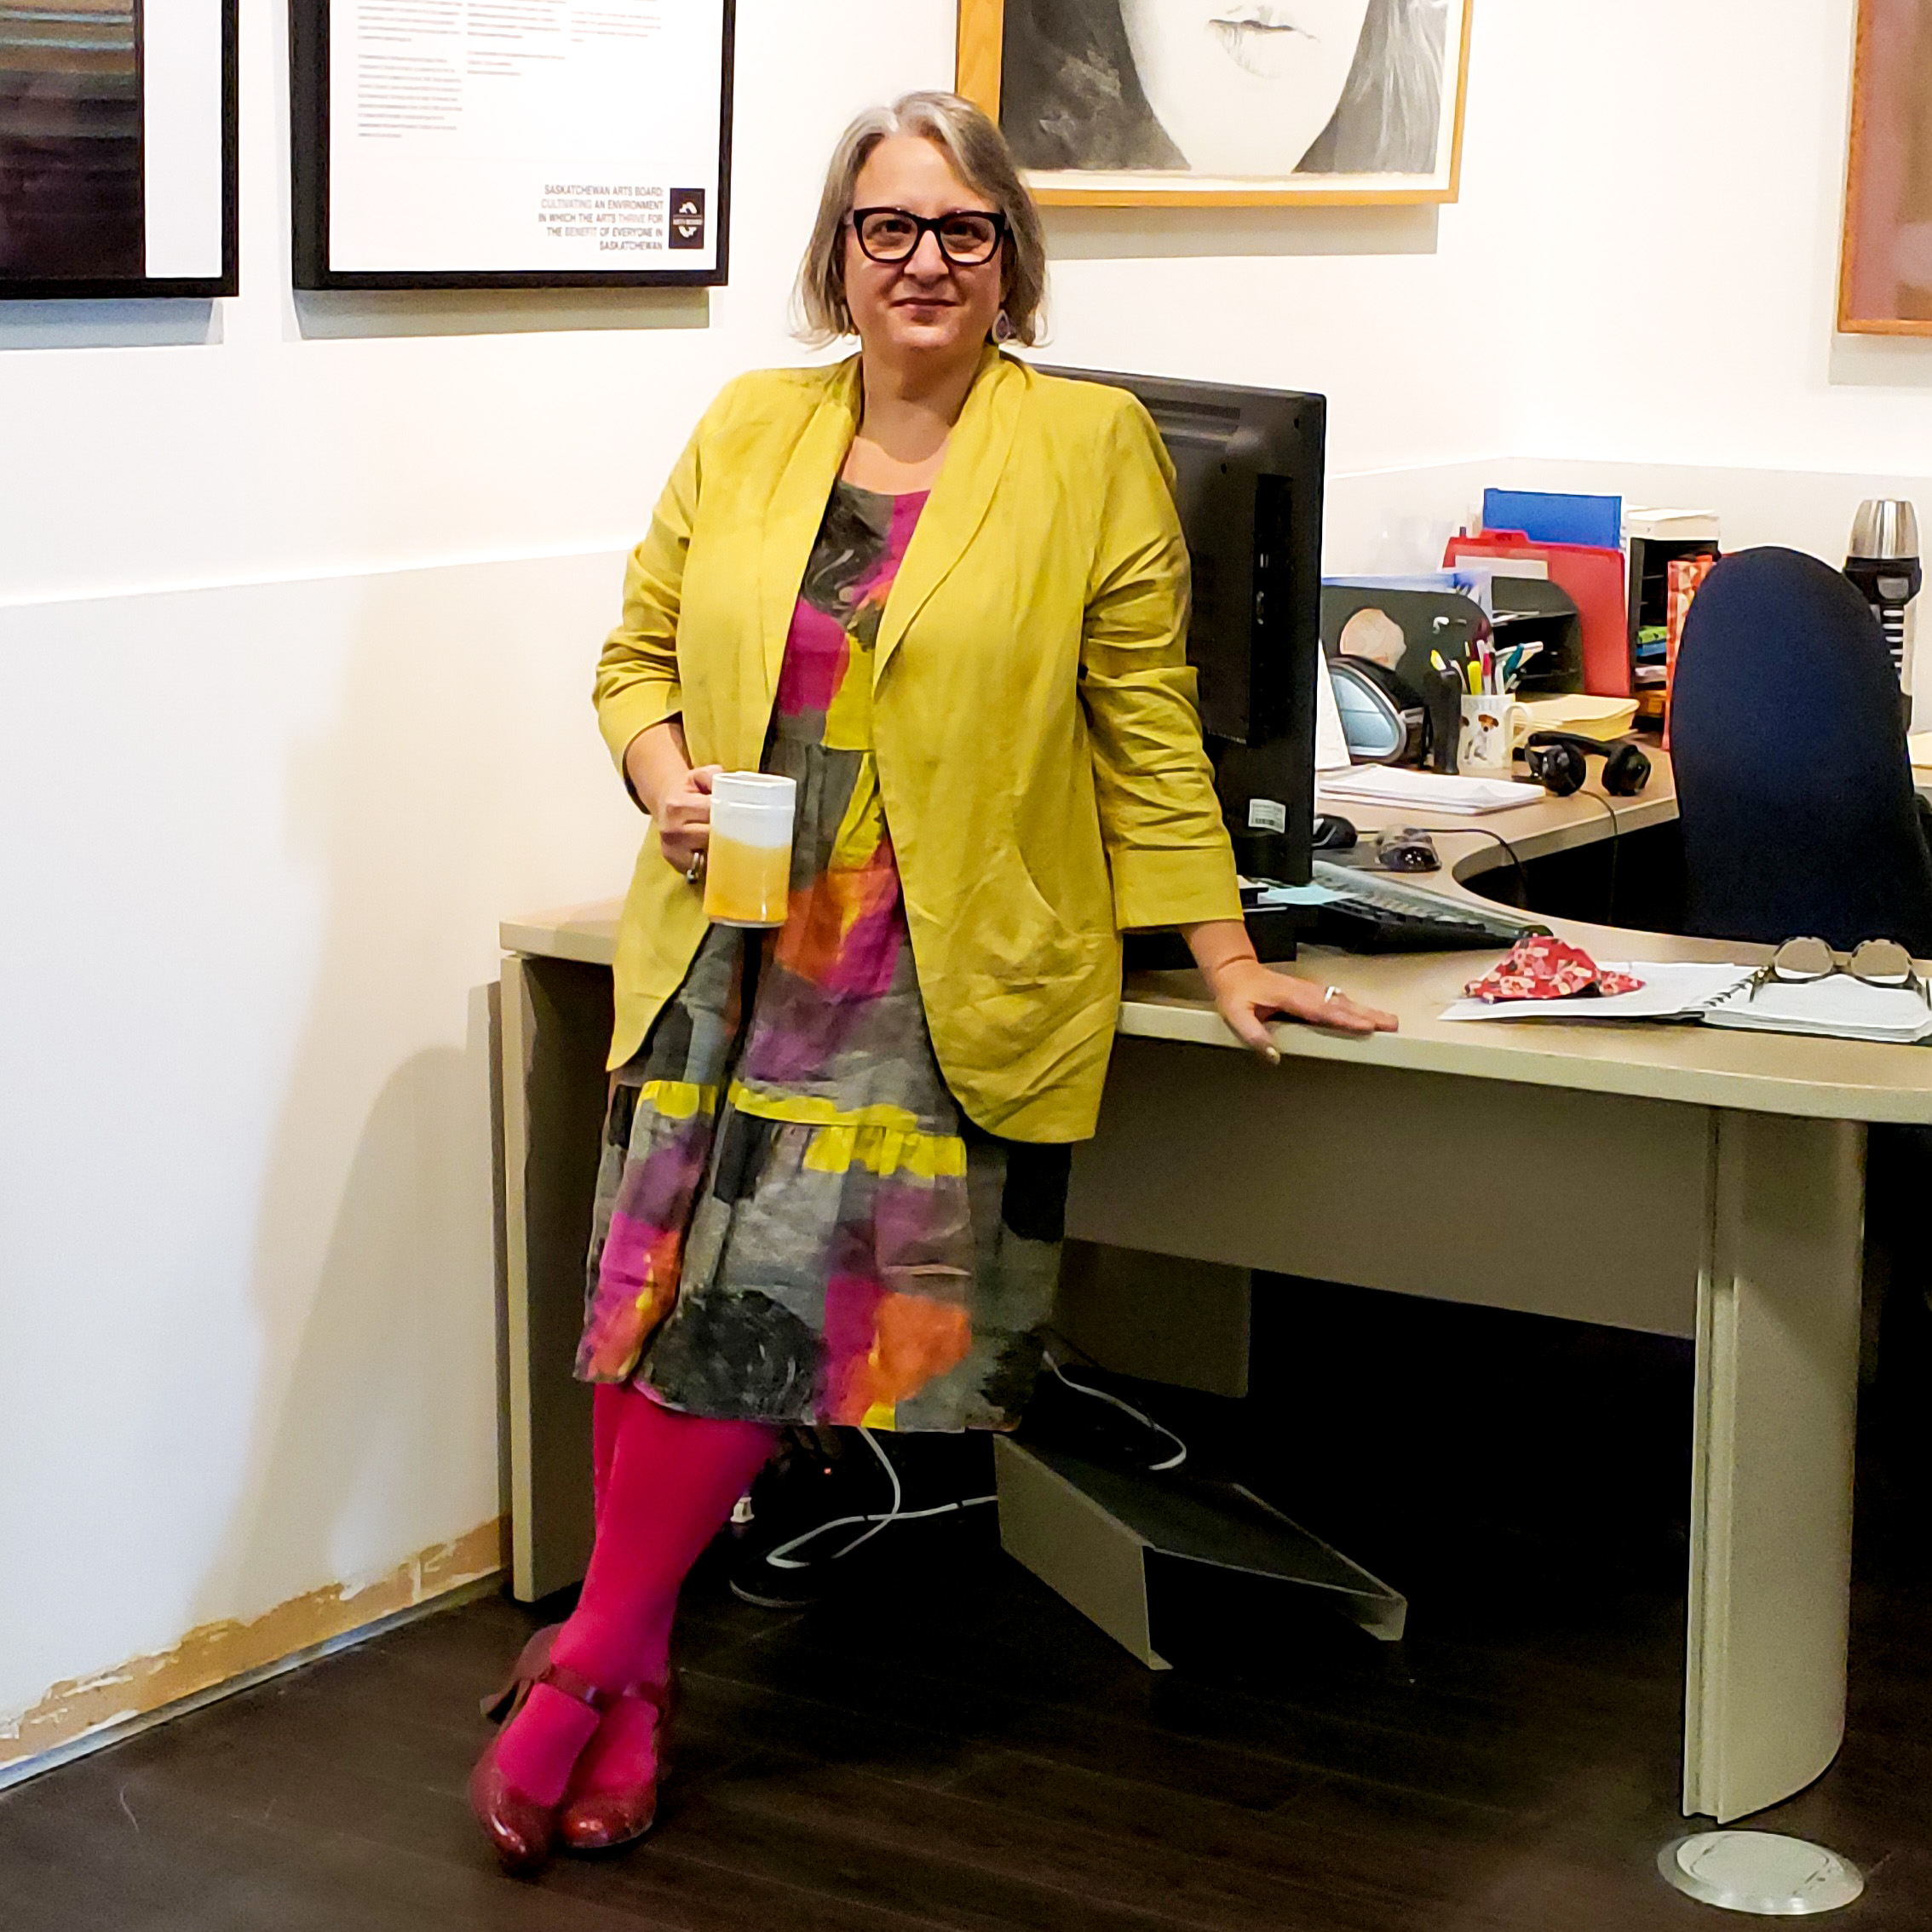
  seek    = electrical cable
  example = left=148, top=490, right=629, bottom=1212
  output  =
left=1399, top=825, right=1532, bottom=906
left=763, top=1427, right=995, bottom=1570
left=1044, top=1354, right=1187, bottom=1472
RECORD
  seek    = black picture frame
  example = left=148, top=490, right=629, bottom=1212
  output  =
left=290, top=0, right=735, bottom=292
left=0, top=0, right=239, bottom=302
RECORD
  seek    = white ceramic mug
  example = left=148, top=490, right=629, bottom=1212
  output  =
left=1457, top=693, right=1532, bottom=779
left=703, top=772, right=796, bottom=928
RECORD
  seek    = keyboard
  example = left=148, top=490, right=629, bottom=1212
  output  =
left=1308, top=860, right=1546, bottom=954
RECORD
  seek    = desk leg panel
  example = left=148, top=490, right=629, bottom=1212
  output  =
left=1069, top=1038, right=1705, bottom=1338
left=500, top=954, right=611, bottom=1602
left=1685, top=1111, right=1866, bottom=1823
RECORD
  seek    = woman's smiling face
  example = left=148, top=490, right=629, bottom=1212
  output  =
left=1118, top=0, right=1373, bottom=175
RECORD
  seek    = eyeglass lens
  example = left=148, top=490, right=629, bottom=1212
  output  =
left=1770, top=936, right=1835, bottom=981
left=1847, top=939, right=1914, bottom=986
left=855, top=209, right=1001, bottom=266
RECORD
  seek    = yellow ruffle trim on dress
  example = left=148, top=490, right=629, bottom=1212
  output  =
left=726, top=1080, right=967, bottom=1181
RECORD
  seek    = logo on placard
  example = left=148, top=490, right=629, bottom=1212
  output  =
left=669, top=190, right=706, bottom=250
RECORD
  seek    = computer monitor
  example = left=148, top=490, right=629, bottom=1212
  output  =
left=1044, top=364, right=1327, bottom=890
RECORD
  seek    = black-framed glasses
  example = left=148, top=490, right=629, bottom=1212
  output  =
left=849, top=206, right=1007, bottom=267
left=1747, top=934, right=1930, bottom=1006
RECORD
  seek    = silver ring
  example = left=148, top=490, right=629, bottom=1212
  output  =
left=684, top=854, right=704, bottom=884
left=1323, top=985, right=1342, bottom=1003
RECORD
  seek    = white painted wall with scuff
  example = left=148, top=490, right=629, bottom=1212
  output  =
left=5, top=0, right=1930, bottom=1748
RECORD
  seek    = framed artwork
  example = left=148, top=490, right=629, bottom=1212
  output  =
left=1840, top=0, right=1932, bottom=335
left=957, top=0, right=1471, bottom=207
left=291, top=0, right=734, bottom=290
left=0, top=0, right=237, bottom=300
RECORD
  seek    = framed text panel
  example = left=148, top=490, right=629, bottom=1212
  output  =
left=291, top=0, right=734, bottom=290
left=0, top=0, right=238, bottom=300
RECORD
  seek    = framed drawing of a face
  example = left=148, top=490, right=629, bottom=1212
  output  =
left=1841, top=0, right=1932, bottom=334
left=957, top=0, right=1472, bottom=206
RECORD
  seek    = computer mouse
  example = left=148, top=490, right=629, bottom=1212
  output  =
left=1376, top=827, right=1440, bottom=873
left=1312, top=814, right=1358, bottom=851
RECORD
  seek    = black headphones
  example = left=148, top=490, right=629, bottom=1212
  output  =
left=1521, top=730, right=1653, bottom=798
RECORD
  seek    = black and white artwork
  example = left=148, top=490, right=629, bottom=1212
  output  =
left=989, top=0, right=1467, bottom=198
left=0, top=0, right=235, bottom=297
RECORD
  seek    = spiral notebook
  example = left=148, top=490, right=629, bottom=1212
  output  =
left=1701, top=975, right=1932, bottom=1044
left=1441, top=963, right=1932, bottom=1044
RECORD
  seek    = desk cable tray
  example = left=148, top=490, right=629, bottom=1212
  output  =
left=994, top=1436, right=1406, bottom=1670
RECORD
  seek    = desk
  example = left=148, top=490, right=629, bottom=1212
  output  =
left=499, top=761, right=1932, bottom=1828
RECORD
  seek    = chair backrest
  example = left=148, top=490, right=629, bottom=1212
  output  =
left=1670, top=546, right=1932, bottom=957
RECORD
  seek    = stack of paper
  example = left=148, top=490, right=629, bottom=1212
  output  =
left=1319, top=767, right=1548, bottom=816
left=1703, top=976, right=1932, bottom=1044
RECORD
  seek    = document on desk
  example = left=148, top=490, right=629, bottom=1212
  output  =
left=1318, top=768, right=1547, bottom=815
left=1439, top=963, right=1754, bottom=1024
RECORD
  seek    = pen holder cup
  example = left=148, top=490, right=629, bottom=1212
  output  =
left=1456, top=694, right=1532, bottom=779
left=703, top=773, right=796, bottom=928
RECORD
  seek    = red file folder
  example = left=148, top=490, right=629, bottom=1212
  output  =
left=1445, top=530, right=1631, bottom=698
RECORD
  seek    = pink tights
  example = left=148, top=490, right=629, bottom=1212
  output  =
left=492, top=1384, right=776, bottom=1805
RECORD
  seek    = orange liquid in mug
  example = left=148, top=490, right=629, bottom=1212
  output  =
left=704, top=835, right=791, bottom=927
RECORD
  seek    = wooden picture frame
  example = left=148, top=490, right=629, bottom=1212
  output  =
left=1839, top=0, right=1932, bottom=335
left=957, top=0, right=1471, bottom=208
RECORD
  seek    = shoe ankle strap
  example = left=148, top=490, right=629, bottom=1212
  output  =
left=538, top=1660, right=671, bottom=1715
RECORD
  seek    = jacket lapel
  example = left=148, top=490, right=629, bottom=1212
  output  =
left=874, top=348, right=1023, bottom=684
left=756, top=359, right=862, bottom=715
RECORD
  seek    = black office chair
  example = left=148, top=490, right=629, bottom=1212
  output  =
left=1670, top=545, right=1932, bottom=957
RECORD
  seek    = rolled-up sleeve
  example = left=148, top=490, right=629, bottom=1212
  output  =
left=1079, top=399, right=1244, bottom=931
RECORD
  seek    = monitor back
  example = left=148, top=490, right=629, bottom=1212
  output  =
left=1039, top=363, right=1326, bottom=885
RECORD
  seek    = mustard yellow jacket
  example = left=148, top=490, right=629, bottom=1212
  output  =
left=594, top=347, right=1242, bottom=1141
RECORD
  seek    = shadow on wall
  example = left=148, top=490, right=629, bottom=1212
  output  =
left=0, top=299, right=220, bottom=352
left=290, top=286, right=712, bottom=342
left=185, top=572, right=566, bottom=1639
left=1829, top=330, right=1932, bottom=391
left=1042, top=204, right=1440, bottom=262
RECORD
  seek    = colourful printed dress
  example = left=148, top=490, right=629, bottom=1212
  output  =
left=577, top=480, right=1069, bottom=1432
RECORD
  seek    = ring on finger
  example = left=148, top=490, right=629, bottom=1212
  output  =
left=685, top=854, right=705, bottom=884
left=1323, top=985, right=1343, bottom=1003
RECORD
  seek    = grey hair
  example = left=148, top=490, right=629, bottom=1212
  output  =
left=794, top=91, right=1048, bottom=348
left=1298, top=0, right=1452, bottom=175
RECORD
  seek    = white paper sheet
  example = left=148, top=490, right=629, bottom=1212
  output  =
left=1440, top=963, right=1755, bottom=1023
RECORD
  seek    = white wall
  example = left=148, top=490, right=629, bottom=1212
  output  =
left=5, top=0, right=1930, bottom=1756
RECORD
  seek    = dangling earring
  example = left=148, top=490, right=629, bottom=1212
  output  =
left=993, top=308, right=1016, bottom=344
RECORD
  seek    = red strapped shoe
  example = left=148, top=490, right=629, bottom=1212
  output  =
left=557, top=1672, right=676, bottom=1853
left=469, top=1627, right=619, bottom=1876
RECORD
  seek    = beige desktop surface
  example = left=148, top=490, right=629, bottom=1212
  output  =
left=503, top=753, right=1932, bottom=1129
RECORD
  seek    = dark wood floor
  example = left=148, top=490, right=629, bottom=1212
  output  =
left=6, top=1275, right=1931, bottom=1930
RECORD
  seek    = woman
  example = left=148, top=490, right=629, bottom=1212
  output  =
left=1001, top=0, right=1451, bottom=177
left=469, top=89, right=1396, bottom=1876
